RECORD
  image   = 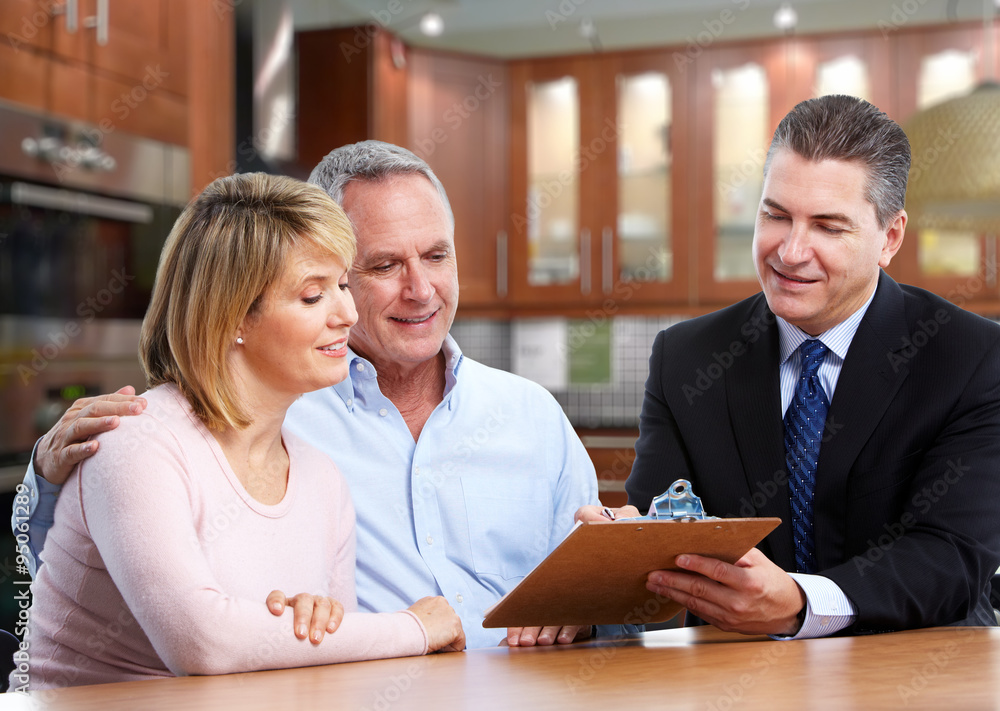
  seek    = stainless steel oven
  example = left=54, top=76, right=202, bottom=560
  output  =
left=0, top=99, right=190, bottom=470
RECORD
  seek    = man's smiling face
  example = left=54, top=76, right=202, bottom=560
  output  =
left=339, top=173, right=459, bottom=373
left=752, top=148, right=906, bottom=336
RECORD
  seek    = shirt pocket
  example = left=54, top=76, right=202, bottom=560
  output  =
left=462, top=475, right=553, bottom=581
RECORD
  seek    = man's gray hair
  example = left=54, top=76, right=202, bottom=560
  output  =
left=764, top=95, right=910, bottom=230
left=308, top=140, right=455, bottom=228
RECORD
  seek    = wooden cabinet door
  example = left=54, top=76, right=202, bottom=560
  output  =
left=297, top=25, right=408, bottom=170
left=0, top=0, right=54, bottom=52
left=0, top=1, right=56, bottom=113
left=508, top=55, right=605, bottom=309
left=84, top=0, right=170, bottom=87
left=84, top=0, right=186, bottom=144
left=892, top=23, right=999, bottom=306
left=691, top=41, right=790, bottom=307
left=603, top=50, right=692, bottom=308
left=786, top=34, right=893, bottom=118
left=409, top=49, right=509, bottom=312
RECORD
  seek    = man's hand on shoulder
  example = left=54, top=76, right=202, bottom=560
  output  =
left=35, top=385, right=146, bottom=485
left=645, top=548, right=806, bottom=636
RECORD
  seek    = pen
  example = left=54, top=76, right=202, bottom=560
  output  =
left=601, top=506, right=616, bottom=521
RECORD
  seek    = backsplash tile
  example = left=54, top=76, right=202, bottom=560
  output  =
left=451, top=316, right=689, bottom=428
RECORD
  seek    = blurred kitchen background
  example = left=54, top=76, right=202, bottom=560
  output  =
left=1, top=2, right=999, bottom=632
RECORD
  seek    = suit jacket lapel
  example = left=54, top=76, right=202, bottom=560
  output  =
left=725, top=297, right=794, bottom=568
left=813, top=271, right=910, bottom=567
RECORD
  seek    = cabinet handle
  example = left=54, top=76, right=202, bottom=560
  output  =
left=987, top=234, right=998, bottom=289
left=602, top=226, right=613, bottom=295
left=496, top=230, right=508, bottom=299
left=83, top=0, right=109, bottom=45
left=52, top=0, right=78, bottom=33
left=580, top=228, right=591, bottom=295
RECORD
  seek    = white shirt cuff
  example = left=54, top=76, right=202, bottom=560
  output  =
left=770, top=573, right=856, bottom=640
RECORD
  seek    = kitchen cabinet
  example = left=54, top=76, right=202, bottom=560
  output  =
left=890, top=22, right=1000, bottom=307
left=84, top=0, right=188, bottom=144
left=0, top=0, right=71, bottom=114
left=186, top=0, right=233, bottom=194
left=288, top=21, right=1000, bottom=317
left=507, top=51, right=692, bottom=311
left=0, top=0, right=187, bottom=146
left=408, top=49, right=509, bottom=311
left=296, top=25, right=409, bottom=171
left=605, top=51, right=693, bottom=307
left=503, top=22, right=999, bottom=316
left=0, top=0, right=53, bottom=53
left=507, top=56, right=593, bottom=307
left=786, top=33, right=893, bottom=116
left=689, top=40, right=791, bottom=306
left=298, top=29, right=510, bottom=313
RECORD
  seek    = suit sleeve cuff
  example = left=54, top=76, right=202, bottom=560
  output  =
left=770, top=573, right=856, bottom=640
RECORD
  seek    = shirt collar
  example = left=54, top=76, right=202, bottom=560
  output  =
left=331, top=334, right=465, bottom=409
left=441, top=333, right=464, bottom=397
left=777, top=285, right=878, bottom=366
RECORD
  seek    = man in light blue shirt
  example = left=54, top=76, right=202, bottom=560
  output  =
left=16, top=141, right=600, bottom=650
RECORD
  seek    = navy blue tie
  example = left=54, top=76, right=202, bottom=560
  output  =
left=784, top=339, right=830, bottom=574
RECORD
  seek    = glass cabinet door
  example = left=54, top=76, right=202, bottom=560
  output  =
left=616, top=71, right=672, bottom=285
left=509, top=56, right=598, bottom=306
left=526, top=76, right=581, bottom=287
left=693, top=42, right=791, bottom=305
left=793, top=34, right=891, bottom=109
left=712, top=61, right=769, bottom=283
left=913, top=46, right=980, bottom=279
left=605, top=51, right=690, bottom=304
left=896, top=25, right=995, bottom=300
left=814, top=53, right=871, bottom=100
left=510, top=54, right=687, bottom=307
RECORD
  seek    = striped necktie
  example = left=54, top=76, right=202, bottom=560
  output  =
left=784, top=339, right=830, bottom=574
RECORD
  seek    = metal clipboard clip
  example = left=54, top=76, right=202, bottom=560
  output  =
left=619, top=479, right=716, bottom=522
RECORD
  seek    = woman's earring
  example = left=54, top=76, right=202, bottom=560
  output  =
left=236, top=337, right=244, bottom=345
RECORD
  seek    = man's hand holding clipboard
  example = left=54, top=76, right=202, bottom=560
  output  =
left=575, top=501, right=806, bottom=637
left=483, top=481, right=784, bottom=632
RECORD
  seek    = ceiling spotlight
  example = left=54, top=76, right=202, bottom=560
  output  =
left=773, top=3, right=798, bottom=31
left=419, top=12, right=444, bottom=37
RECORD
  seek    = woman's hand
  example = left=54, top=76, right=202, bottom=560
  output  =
left=407, top=597, right=466, bottom=653
left=266, top=590, right=345, bottom=644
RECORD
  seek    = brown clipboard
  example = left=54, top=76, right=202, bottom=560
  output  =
left=482, top=517, right=781, bottom=628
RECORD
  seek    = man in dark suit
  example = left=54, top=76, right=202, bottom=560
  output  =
left=582, top=94, right=1000, bottom=637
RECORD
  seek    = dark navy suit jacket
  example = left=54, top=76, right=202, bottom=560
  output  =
left=627, top=271, right=1000, bottom=633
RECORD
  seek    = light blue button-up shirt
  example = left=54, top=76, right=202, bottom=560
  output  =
left=20, top=335, right=599, bottom=650
left=286, top=336, right=598, bottom=648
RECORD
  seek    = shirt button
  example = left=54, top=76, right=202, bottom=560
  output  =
left=820, top=617, right=830, bottom=626
left=426, top=535, right=434, bottom=545
left=379, top=408, right=388, bottom=417
left=415, top=467, right=421, bottom=476
left=456, top=594, right=464, bottom=604
left=345, top=398, right=353, bottom=408
left=356, top=362, right=365, bottom=372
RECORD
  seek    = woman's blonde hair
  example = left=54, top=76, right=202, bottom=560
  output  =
left=139, top=172, right=356, bottom=430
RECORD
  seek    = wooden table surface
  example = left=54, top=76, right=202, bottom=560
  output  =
left=6, top=626, right=1000, bottom=710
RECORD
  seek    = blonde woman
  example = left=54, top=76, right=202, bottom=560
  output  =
left=18, top=173, right=463, bottom=690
